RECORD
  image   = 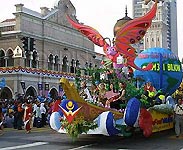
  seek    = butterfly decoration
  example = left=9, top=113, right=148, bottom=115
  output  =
left=66, top=0, right=157, bottom=71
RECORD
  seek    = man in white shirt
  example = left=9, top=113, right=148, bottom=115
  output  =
left=174, top=98, right=183, bottom=138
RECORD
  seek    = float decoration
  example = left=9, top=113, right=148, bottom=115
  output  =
left=134, top=47, right=183, bottom=95
left=61, top=119, right=97, bottom=140
left=66, top=0, right=158, bottom=71
left=148, top=104, right=174, bottom=115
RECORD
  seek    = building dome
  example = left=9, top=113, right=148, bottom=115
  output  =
left=113, top=7, right=132, bottom=37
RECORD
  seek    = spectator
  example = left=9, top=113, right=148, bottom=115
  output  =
left=174, top=98, right=183, bottom=138
left=17, top=102, right=24, bottom=130
left=40, top=102, right=47, bottom=127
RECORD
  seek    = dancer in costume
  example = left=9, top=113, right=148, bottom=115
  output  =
left=23, top=100, right=33, bottom=133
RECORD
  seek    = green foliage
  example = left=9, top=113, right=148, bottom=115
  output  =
left=124, top=80, right=144, bottom=101
left=61, top=119, right=98, bottom=141
left=75, top=68, right=81, bottom=90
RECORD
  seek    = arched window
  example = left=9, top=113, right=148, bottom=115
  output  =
left=6, top=49, right=14, bottom=67
left=54, top=55, right=59, bottom=71
left=62, top=56, right=68, bottom=72
left=32, top=51, right=38, bottom=68
left=70, top=59, right=75, bottom=73
left=84, top=62, right=88, bottom=75
left=48, top=54, right=54, bottom=70
left=0, top=50, right=5, bottom=67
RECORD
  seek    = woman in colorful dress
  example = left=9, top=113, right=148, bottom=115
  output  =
left=110, top=82, right=127, bottom=110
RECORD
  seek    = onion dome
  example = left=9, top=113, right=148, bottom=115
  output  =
left=113, top=6, right=132, bottom=37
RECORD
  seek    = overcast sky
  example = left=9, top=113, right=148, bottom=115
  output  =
left=0, top=0, right=182, bottom=60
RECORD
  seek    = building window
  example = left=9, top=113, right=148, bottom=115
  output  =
left=6, top=49, right=14, bottom=67
left=62, top=56, right=68, bottom=72
left=54, top=55, right=59, bottom=71
left=70, top=59, right=75, bottom=73
left=32, top=51, right=38, bottom=68
left=48, top=54, right=54, bottom=70
left=0, top=50, right=5, bottom=67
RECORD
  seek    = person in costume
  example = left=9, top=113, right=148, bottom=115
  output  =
left=174, top=98, right=183, bottom=138
left=23, top=100, right=33, bottom=133
left=98, top=83, right=107, bottom=106
left=143, top=80, right=156, bottom=106
left=108, top=82, right=126, bottom=110
left=79, top=81, right=93, bottom=102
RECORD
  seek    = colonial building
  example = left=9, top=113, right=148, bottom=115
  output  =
left=0, top=0, right=101, bottom=99
left=132, top=0, right=178, bottom=55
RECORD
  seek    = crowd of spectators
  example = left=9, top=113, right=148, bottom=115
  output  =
left=0, top=94, right=58, bottom=134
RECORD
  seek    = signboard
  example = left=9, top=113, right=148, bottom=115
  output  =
left=151, top=110, right=174, bottom=133
left=13, top=46, right=22, bottom=58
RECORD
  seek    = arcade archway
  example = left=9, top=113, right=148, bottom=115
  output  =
left=49, top=88, right=58, bottom=100
left=0, top=87, right=13, bottom=99
left=25, top=86, right=37, bottom=98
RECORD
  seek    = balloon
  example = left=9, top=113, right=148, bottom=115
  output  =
left=134, top=48, right=183, bottom=95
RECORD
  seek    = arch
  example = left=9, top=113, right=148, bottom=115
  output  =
left=48, top=53, right=54, bottom=70
left=0, top=49, right=5, bottom=67
left=0, top=87, right=13, bottom=99
left=6, top=49, right=14, bottom=67
left=48, top=53, right=54, bottom=63
left=62, top=55, right=68, bottom=72
left=70, top=58, right=75, bottom=73
left=32, top=51, right=38, bottom=68
left=54, top=55, right=59, bottom=71
left=49, top=87, right=58, bottom=100
left=25, top=86, right=37, bottom=98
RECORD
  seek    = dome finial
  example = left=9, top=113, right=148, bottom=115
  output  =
left=125, top=5, right=128, bottom=17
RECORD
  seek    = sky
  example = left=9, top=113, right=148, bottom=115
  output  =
left=0, top=0, right=182, bottom=60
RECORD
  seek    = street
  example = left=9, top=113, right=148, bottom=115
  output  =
left=0, top=127, right=183, bottom=150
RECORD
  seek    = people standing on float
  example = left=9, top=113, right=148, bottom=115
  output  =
left=98, top=83, right=107, bottom=106
left=174, top=98, right=183, bottom=138
left=109, top=82, right=127, bottom=110
left=79, top=81, right=93, bottom=102
left=23, top=100, right=33, bottom=133
left=143, top=81, right=156, bottom=106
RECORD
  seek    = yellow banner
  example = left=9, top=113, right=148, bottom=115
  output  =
left=150, top=110, right=174, bottom=133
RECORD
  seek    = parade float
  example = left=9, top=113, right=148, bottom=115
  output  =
left=50, top=0, right=183, bottom=140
